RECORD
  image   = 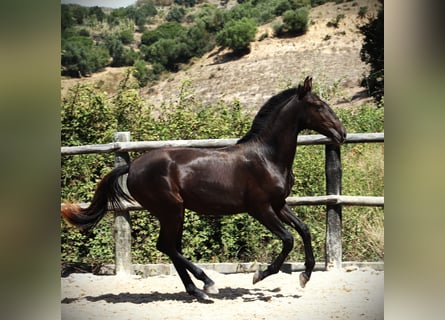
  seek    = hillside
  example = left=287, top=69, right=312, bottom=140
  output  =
left=61, top=0, right=381, bottom=112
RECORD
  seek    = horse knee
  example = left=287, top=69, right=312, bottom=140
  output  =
left=283, top=233, right=294, bottom=251
left=298, top=222, right=311, bottom=239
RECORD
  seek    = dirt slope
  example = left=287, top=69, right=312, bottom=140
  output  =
left=61, top=0, right=381, bottom=111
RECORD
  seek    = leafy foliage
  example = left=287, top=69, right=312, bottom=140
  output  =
left=104, top=35, right=138, bottom=67
left=139, top=22, right=211, bottom=71
left=132, top=60, right=156, bottom=87
left=61, top=36, right=110, bottom=77
left=61, top=81, right=384, bottom=264
left=215, top=18, right=257, bottom=53
left=282, top=8, right=309, bottom=35
left=140, top=22, right=186, bottom=46
left=360, top=0, right=384, bottom=103
left=166, top=6, right=186, bottom=22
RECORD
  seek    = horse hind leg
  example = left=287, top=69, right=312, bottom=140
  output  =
left=155, top=206, right=218, bottom=300
left=172, top=212, right=219, bottom=295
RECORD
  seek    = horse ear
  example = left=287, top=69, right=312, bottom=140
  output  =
left=298, top=76, right=312, bottom=98
left=303, top=76, right=313, bottom=93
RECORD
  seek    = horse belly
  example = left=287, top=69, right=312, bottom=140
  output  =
left=181, top=183, right=246, bottom=215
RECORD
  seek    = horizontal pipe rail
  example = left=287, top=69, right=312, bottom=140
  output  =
left=286, top=195, right=384, bottom=207
left=62, top=195, right=384, bottom=211
left=61, top=132, right=384, bottom=155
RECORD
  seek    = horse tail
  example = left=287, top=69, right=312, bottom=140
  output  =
left=61, top=164, right=133, bottom=232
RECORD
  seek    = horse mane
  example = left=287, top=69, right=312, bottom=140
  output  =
left=237, top=87, right=300, bottom=144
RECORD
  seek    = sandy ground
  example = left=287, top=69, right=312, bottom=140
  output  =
left=61, top=266, right=383, bottom=320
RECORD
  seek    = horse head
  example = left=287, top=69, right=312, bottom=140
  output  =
left=297, top=77, right=346, bottom=144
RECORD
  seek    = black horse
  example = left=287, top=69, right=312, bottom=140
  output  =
left=62, top=77, right=346, bottom=300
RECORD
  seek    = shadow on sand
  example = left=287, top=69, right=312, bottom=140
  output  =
left=62, top=287, right=301, bottom=305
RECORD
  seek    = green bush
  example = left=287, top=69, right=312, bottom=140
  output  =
left=360, top=1, right=384, bottom=103
left=327, top=13, right=345, bottom=28
left=61, top=82, right=384, bottom=265
left=146, top=38, right=191, bottom=71
left=183, top=21, right=215, bottom=57
left=215, top=18, right=257, bottom=53
left=274, top=0, right=292, bottom=15
left=140, top=22, right=186, bottom=46
left=139, top=21, right=209, bottom=71
left=166, top=6, right=186, bottom=22
left=282, top=8, right=309, bottom=35
left=132, top=60, right=155, bottom=87
left=61, top=36, right=110, bottom=77
left=119, top=29, right=134, bottom=44
left=105, top=36, right=139, bottom=67
left=194, top=4, right=226, bottom=33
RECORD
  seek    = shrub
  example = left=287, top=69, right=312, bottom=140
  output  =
left=360, top=1, right=384, bottom=103
left=146, top=38, right=189, bottom=71
left=327, top=14, right=345, bottom=28
left=272, top=21, right=285, bottom=36
left=215, top=18, right=257, bottom=53
left=195, top=4, right=226, bottom=33
left=140, top=22, right=186, bottom=46
left=282, top=8, right=309, bottom=35
left=358, top=6, right=368, bottom=18
left=61, top=36, right=110, bottom=77
left=132, top=60, right=154, bottom=87
left=182, top=21, right=215, bottom=57
left=119, top=29, right=134, bottom=44
left=166, top=6, right=186, bottom=22
left=105, top=36, right=139, bottom=67
left=274, top=0, right=292, bottom=15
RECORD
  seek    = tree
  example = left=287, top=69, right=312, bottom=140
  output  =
left=119, top=29, right=134, bottom=45
left=195, top=4, right=226, bottom=33
left=215, top=18, right=257, bottom=53
left=182, top=21, right=215, bottom=57
left=61, top=36, right=110, bottom=77
left=132, top=60, right=155, bottom=87
left=166, top=6, right=186, bottom=22
left=146, top=38, right=189, bottom=71
left=282, top=8, right=309, bottom=35
left=88, top=6, right=105, bottom=23
left=174, top=0, right=197, bottom=7
left=360, top=0, right=383, bottom=103
left=140, top=22, right=186, bottom=46
left=274, top=0, right=292, bottom=15
left=104, top=35, right=138, bottom=67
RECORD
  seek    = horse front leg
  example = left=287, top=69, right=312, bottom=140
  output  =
left=278, top=205, right=315, bottom=288
left=249, top=206, right=294, bottom=284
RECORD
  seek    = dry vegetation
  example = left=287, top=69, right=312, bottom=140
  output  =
left=61, top=0, right=381, bottom=112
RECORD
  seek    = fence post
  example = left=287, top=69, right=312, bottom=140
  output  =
left=325, top=144, right=342, bottom=270
left=114, top=132, right=132, bottom=276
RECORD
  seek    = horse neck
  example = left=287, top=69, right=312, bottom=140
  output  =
left=260, top=98, right=303, bottom=172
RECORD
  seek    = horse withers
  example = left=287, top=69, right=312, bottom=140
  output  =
left=62, top=77, right=346, bottom=300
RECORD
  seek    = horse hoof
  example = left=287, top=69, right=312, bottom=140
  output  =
left=299, top=272, right=309, bottom=288
left=204, top=283, right=219, bottom=294
left=253, top=270, right=262, bottom=284
left=193, top=290, right=210, bottom=301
